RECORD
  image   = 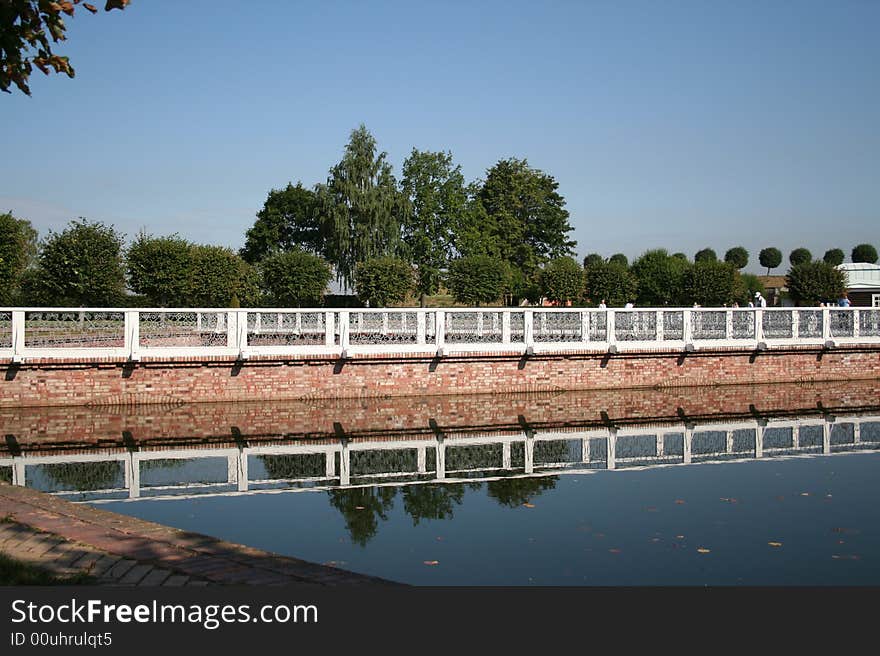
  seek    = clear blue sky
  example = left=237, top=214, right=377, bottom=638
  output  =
left=2, top=0, right=877, bottom=272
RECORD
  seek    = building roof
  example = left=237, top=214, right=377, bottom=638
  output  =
left=757, top=275, right=787, bottom=289
left=839, top=262, right=880, bottom=290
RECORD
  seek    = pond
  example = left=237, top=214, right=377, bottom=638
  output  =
left=3, top=380, right=879, bottom=585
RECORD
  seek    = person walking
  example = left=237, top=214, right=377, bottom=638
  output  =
left=754, top=291, right=767, bottom=307
left=838, top=292, right=851, bottom=307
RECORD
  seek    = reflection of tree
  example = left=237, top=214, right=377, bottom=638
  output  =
left=327, top=487, right=397, bottom=547
left=42, top=462, right=121, bottom=491
left=402, top=484, right=465, bottom=525
left=486, top=476, right=558, bottom=507
left=0, top=467, right=11, bottom=484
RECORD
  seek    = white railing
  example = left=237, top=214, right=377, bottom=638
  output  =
left=0, top=306, right=879, bottom=361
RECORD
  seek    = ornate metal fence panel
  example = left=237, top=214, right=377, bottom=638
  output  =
left=662, top=311, right=684, bottom=340
left=732, top=311, right=755, bottom=339
left=860, top=310, right=880, bottom=337
left=587, top=311, right=607, bottom=341
left=534, top=312, right=581, bottom=342
left=139, top=311, right=227, bottom=347
left=763, top=311, right=793, bottom=339
left=0, top=312, right=11, bottom=349
left=798, top=310, right=823, bottom=338
left=247, top=311, right=326, bottom=346
left=510, top=312, right=525, bottom=342
left=615, top=311, right=657, bottom=341
left=23, top=311, right=125, bottom=348
left=349, top=311, right=419, bottom=345
left=445, top=311, right=504, bottom=343
left=829, top=310, right=854, bottom=338
left=692, top=311, right=726, bottom=340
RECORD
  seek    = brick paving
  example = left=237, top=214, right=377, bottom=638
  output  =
left=0, top=483, right=394, bottom=586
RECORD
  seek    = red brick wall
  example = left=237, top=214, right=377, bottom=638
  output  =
left=1, top=345, right=878, bottom=409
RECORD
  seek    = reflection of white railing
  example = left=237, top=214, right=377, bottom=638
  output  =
left=4, top=411, right=877, bottom=501
left=1, top=306, right=879, bottom=361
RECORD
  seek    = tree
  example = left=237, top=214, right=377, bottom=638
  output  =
left=738, top=273, right=765, bottom=305
left=260, top=249, right=331, bottom=307
left=317, top=125, right=406, bottom=289
left=447, top=255, right=507, bottom=306
left=540, top=257, right=583, bottom=304
left=187, top=245, right=258, bottom=307
left=852, top=243, right=878, bottom=264
left=583, top=253, right=604, bottom=269
left=759, top=247, right=782, bottom=275
left=353, top=256, right=413, bottom=307
left=126, top=233, right=192, bottom=306
left=672, top=252, right=688, bottom=261
left=631, top=249, right=689, bottom=306
left=401, top=484, right=465, bottom=525
left=724, top=246, right=749, bottom=270
left=583, top=260, right=638, bottom=307
left=786, top=261, right=847, bottom=306
left=683, top=261, right=738, bottom=306
left=1, top=1, right=129, bottom=95
left=472, top=158, right=575, bottom=275
left=0, top=212, right=38, bottom=304
left=694, top=248, right=717, bottom=263
left=608, top=253, right=629, bottom=268
left=32, top=218, right=125, bottom=305
left=789, top=247, right=812, bottom=266
left=823, top=248, right=845, bottom=266
left=399, top=149, right=468, bottom=298
left=240, top=183, right=322, bottom=264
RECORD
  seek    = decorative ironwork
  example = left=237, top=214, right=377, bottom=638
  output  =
left=732, top=311, right=755, bottom=339
left=860, top=310, right=880, bottom=337
left=533, top=312, right=581, bottom=342
left=446, top=444, right=503, bottom=471
left=139, top=311, right=227, bottom=347
left=445, top=312, right=504, bottom=343
left=24, top=311, right=125, bottom=348
left=348, top=312, right=420, bottom=345
left=0, top=312, right=11, bottom=349
left=351, top=449, right=418, bottom=476
left=662, top=311, right=684, bottom=340
left=248, top=311, right=326, bottom=346
left=692, top=311, right=726, bottom=340
left=615, top=311, right=656, bottom=341
left=829, top=310, right=854, bottom=338
left=763, top=311, right=793, bottom=339
left=798, top=310, right=823, bottom=338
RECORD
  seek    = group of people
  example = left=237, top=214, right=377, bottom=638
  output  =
left=595, top=290, right=852, bottom=308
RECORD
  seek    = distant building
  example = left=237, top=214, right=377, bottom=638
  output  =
left=839, top=263, right=880, bottom=307
left=756, top=276, right=791, bottom=306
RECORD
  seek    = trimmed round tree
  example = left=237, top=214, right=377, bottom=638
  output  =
left=187, top=245, right=259, bottom=307
left=583, top=261, right=638, bottom=307
left=852, top=243, right=878, bottom=264
left=540, top=256, right=583, bottom=303
left=683, top=261, right=737, bottom=306
left=447, top=255, right=507, bottom=306
left=608, top=253, right=629, bottom=268
left=789, top=247, right=812, bottom=266
left=672, top=252, right=688, bottom=261
left=583, top=253, right=604, bottom=269
left=759, top=247, right=782, bottom=275
left=786, top=261, right=847, bottom=306
left=694, top=248, right=717, bottom=263
left=631, top=249, right=689, bottom=306
left=724, top=246, right=749, bottom=270
left=126, top=233, right=192, bottom=306
left=823, top=248, right=845, bottom=266
left=261, top=249, right=332, bottom=306
left=354, top=256, right=414, bottom=307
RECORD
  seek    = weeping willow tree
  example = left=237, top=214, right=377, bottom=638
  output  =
left=317, top=125, right=408, bottom=290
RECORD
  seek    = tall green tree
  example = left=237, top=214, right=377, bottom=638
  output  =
left=759, top=247, right=782, bottom=275
left=447, top=255, right=507, bottom=306
left=789, top=247, right=812, bottom=266
left=317, top=125, right=406, bottom=289
left=260, top=249, right=331, bottom=307
left=187, top=245, right=258, bottom=307
left=399, top=149, right=468, bottom=297
left=683, top=261, right=738, bottom=306
left=852, top=243, right=878, bottom=264
left=471, top=158, right=575, bottom=275
left=694, top=248, right=717, bottom=263
left=126, top=233, right=192, bottom=306
left=540, top=257, right=583, bottom=303
left=240, top=183, right=322, bottom=263
left=787, top=261, right=847, bottom=305
left=583, top=260, right=638, bottom=307
left=724, top=246, right=749, bottom=269
left=0, top=212, right=38, bottom=304
left=631, top=249, right=689, bottom=306
left=608, top=253, right=629, bottom=268
left=32, top=218, right=125, bottom=306
left=583, top=253, right=604, bottom=269
left=354, top=256, right=413, bottom=307
left=823, top=248, right=845, bottom=266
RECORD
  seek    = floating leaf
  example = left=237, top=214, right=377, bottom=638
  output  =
left=354, top=506, right=365, bottom=510
left=800, top=492, right=810, bottom=497
left=675, top=499, right=686, bottom=505
left=697, top=548, right=711, bottom=554
left=768, top=542, right=783, bottom=547
left=423, top=560, right=439, bottom=566
left=676, top=535, right=685, bottom=539
left=523, top=503, right=535, bottom=508
left=609, top=548, right=621, bottom=554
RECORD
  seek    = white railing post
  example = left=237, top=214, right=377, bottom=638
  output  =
left=339, top=311, right=350, bottom=353
left=683, top=427, right=692, bottom=464
left=755, top=309, right=764, bottom=343
left=607, top=429, right=616, bottom=470
left=683, top=309, right=692, bottom=344
left=226, top=311, right=237, bottom=349
left=416, top=311, right=426, bottom=345
left=725, top=309, right=733, bottom=341
left=324, top=311, right=335, bottom=347
left=607, top=309, right=616, bottom=347
left=582, top=311, right=590, bottom=343
left=791, top=309, right=799, bottom=339
left=236, top=310, right=248, bottom=352
left=435, top=311, right=445, bottom=353
left=502, top=311, right=511, bottom=344
left=11, top=310, right=25, bottom=360
left=822, top=307, right=831, bottom=340
left=124, top=310, right=140, bottom=359
left=524, top=310, right=534, bottom=350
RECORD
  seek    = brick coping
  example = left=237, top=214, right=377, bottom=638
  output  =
left=0, top=483, right=396, bottom=586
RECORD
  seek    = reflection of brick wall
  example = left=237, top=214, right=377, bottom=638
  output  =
left=1, top=379, right=878, bottom=455
left=1, top=346, right=879, bottom=409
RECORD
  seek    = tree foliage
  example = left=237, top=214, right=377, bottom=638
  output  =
left=318, top=125, right=406, bottom=289
left=583, top=253, right=604, bottom=269
left=353, top=256, right=413, bottom=307
left=399, top=149, right=467, bottom=296
left=724, top=246, right=748, bottom=269
left=738, top=273, right=765, bottom=304
left=694, top=248, right=717, bottom=263
left=1, top=0, right=129, bottom=95
left=631, top=249, right=688, bottom=306
left=786, top=260, right=847, bottom=306
left=447, top=255, right=507, bottom=306
left=31, top=218, right=125, bottom=306
left=683, top=261, right=738, bottom=306
left=126, top=233, right=192, bottom=306
left=789, top=247, right=812, bottom=266
left=672, top=252, right=688, bottom=261
left=583, top=260, right=638, bottom=307
left=608, top=253, right=628, bottom=268
left=240, top=183, right=321, bottom=264
left=540, top=257, right=583, bottom=303
left=186, top=245, right=258, bottom=307
left=260, top=249, right=331, bottom=307
left=0, top=212, right=38, bottom=304
left=759, top=247, right=782, bottom=274
left=822, top=248, right=844, bottom=266
left=852, top=243, right=878, bottom=264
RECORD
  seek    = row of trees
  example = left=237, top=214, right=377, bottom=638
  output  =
left=757, top=244, right=877, bottom=274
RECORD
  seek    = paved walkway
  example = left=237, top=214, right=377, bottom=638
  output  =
left=0, top=483, right=392, bottom=586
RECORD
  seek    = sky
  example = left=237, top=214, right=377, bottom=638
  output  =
left=1, top=0, right=877, bottom=273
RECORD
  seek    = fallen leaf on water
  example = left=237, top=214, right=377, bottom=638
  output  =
left=609, top=548, right=621, bottom=554
left=832, top=555, right=841, bottom=560
left=800, top=492, right=810, bottom=497
left=423, top=560, right=439, bottom=566
left=776, top=496, right=785, bottom=501
left=650, top=537, right=661, bottom=543
left=676, top=535, right=685, bottom=539
left=838, top=540, right=845, bottom=544
left=768, top=542, right=783, bottom=547
left=355, top=506, right=365, bottom=510
left=697, top=548, right=711, bottom=554
left=523, top=503, right=535, bottom=508
left=675, top=499, right=686, bottom=505
left=435, top=536, right=445, bottom=541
